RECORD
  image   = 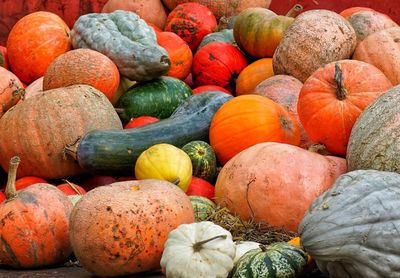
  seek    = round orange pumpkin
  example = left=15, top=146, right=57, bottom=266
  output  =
left=209, top=95, right=300, bottom=165
left=214, top=142, right=347, bottom=232
left=0, top=67, right=24, bottom=117
left=70, top=179, right=194, bottom=276
left=6, top=11, right=71, bottom=84
left=43, top=49, right=120, bottom=101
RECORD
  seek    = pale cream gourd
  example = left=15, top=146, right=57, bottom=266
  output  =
left=233, top=241, right=261, bottom=264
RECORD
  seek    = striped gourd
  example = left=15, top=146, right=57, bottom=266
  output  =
left=189, top=196, right=216, bottom=222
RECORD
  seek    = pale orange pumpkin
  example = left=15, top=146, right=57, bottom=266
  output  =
left=0, top=67, right=24, bottom=117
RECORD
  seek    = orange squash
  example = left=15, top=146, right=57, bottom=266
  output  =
left=214, top=142, right=347, bottom=232
left=0, top=67, right=24, bottom=117
left=209, top=95, right=300, bottom=165
left=6, top=11, right=71, bottom=84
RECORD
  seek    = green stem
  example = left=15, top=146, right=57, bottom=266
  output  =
left=286, top=4, right=303, bottom=17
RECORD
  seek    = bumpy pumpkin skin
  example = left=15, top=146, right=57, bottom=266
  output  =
left=273, top=10, right=357, bottom=83
left=0, top=67, right=24, bottom=118
left=215, top=142, right=347, bottom=232
left=70, top=179, right=194, bottom=277
left=71, top=10, right=170, bottom=82
left=299, top=170, right=400, bottom=278
left=347, top=85, right=400, bottom=173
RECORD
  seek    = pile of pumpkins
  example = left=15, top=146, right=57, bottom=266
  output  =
left=1, top=0, right=400, bottom=277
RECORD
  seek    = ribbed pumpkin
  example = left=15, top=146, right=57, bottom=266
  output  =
left=235, top=58, right=274, bottom=95
left=353, top=27, right=400, bottom=85
left=156, top=31, right=193, bottom=80
left=0, top=85, right=122, bottom=179
left=6, top=11, right=71, bottom=84
left=192, top=42, right=248, bottom=92
left=273, top=9, right=356, bottom=82
left=43, top=49, right=120, bottom=101
left=214, top=142, right=347, bottom=232
left=347, top=85, right=400, bottom=173
left=0, top=156, right=73, bottom=268
left=253, top=74, right=312, bottom=149
left=339, top=6, right=375, bottom=19
left=70, top=179, right=194, bottom=277
left=0, top=67, right=25, bottom=117
left=0, top=46, right=8, bottom=69
left=233, top=5, right=302, bottom=58
left=165, top=2, right=217, bottom=51
left=347, top=10, right=398, bottom=43
left=209, top=95, right=300, bottom=165
left=298, top=60, right=393, bottom=156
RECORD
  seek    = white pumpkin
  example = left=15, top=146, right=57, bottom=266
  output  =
left=233, top=241, right=261, bottom=264
left=160, top=221, right=236, bottom=278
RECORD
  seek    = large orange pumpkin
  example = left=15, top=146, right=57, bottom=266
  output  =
left=70, top=179, right=194, bottom=276
left=0, top=156, right=73, bottom=268
left=214, top=142, right=347, bottom=232
left=209, top=95, right=300, bottom=165
left=297, top=60, right=393, bottom=156
left=0, top=67, right=24, bottom=117
left=6, top=11, right=71, bottom=84
left=43, top=49, right=120, bottom=101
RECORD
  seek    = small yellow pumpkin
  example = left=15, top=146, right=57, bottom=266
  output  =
left=135, top=143, right=193, bottom=192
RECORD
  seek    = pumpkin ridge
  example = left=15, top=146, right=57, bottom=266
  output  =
left=0, top=235, right=19, bottom=267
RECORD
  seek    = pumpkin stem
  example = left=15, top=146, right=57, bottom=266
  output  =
left=259, top=244, right=268, bottom=252
left=114, top=108, right=125, bottom=115
left=171, top=177, right=180, bottom=185
left=192, top=235, right=228, bottom=252
left=286, top=4, right=303, bottom=17
left=5, top=156, right=21, bottom=201
left=334, top=63, right=347, bottom=100
left=63, top=138, right=81, bottom=161
left=62, top=179, right=82, bottom=195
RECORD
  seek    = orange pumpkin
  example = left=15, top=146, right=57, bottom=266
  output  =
left=214, top=142, right=347, bottom=232
left=235, top=58, right=274, bottom=96
left=0, top=67, right=24, bottom=117
left=339, top=6, right=375, bottom=19
left=156, top=32, right=193, bottom=80
left=209, top=95, right=300, bottom=165
left=297, top=60, right=393, bottom=156
left=70, top=179, right=194, bottom=276
left=0, top=156, right=73, bottom=268
left=15, top=176, right=48, bottom=191
left=7, top=11, right=71, bottom=84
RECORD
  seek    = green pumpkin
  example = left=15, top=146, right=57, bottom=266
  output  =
left=198, top=29, right=236, bottom=49
left=232, top=242, right=307, bottom=278
left=189, top=196, right=216, bottom=222
left=182, top=140, right=217, bottom=183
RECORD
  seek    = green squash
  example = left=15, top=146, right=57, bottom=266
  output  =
left=182, top=140, right=217, bottom=183
left=232, top=242, right=307, bottom=278
left=198, top=29, right=236, bottom=49
left=189, top=196, right=216, bottom=222
left=71, top=10, right=170, bottom=81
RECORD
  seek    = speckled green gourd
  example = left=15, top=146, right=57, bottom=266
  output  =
left=189, top=196, right=217, bottom=222
left=116, top=76, right=192, bottom=123
left=70, top=10, right=170, bottom=81
left=232, top=242, right=307, bottom=278
left=198, top=29, right=236, bottom=49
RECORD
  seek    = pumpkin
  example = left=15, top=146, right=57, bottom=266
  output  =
left=186, top=177, right=215, bottom=199
left=232, top=242, right=307, bottom=277
left=165, top=2, right=217, bottom=51
left=209, top=95, right=300, bottom=165
left=15, top=176, right=48, bottom=191
left=71, top=10, right=170, bottom=82
left=214, top=142, right=347, bottom=232
left=347, top=84, right=400, bottom=173
left=135, top=143, right=193, bottom=192
left=70, top=179, right=194, bottom=276
left=233, top=5, right=302, bottom=58
left=182, top=140, right=217, bottom=182
left=299, top=170, right=400, bottom=278
left=192, top=42, right=248, bottom=92
left=0, top=67, right=25, bottom=117
left=235, top=58, right=274, bottom=96
left=339, top=6, right=375, bottom=19
left=124, top=116, right=160, bottom=129
left=353, top=27, right=400, bottom=85
left=273, top=10, right=357, bottom=82
left=347, top=10, right=398, bottom=43
left=298, top=60, right=392, bottom=156
left=162, top=0, right=272, bottom=19
left=233, top=241, right=260, bottom=264
left=23, top=77, right=43, bottom=100
left=156, top=31, right=193, bottom=80
left=198, top=29, right=236, bottom=49
left=0, top=156, right=73, bottom=268
left=57, top=182, right=86, bottom=196
left=43, top=49, right=120, bottom=102
left=0, top=46, right=8, bottom=69
left=189, top=195, right=216, bottom=222
left=101, top=0, right=168, bottom=29
left=0, top=85, right=122, bottom=179
left=160, top=221, right=236, bottom=277
left=0, top=192, right=5, bottom=203
left=192, top=85, right=232, bottom=95
left=6, top=11, right=71, bottom=84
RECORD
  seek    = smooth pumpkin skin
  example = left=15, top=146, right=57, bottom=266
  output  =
left=192, top=85, right=232, bottom=95
left=43, top=49, right=120, bottom=101
left=15, top=176, right=48, bottom=191
left=339, top=6, right=375, bottom=19
left=353, top=27, right=400, bottom=85
left=70, top=179, right=194, bottom=277
left=298, top=60, right=393, bottom=156
left=214, top=142, right=347, bottom=232
left=235, top=58, right=274, bottom=96
left=23, top=77, right=43, bottom=100
left=124, top=116, right=160, bottom=129
left=101, top=0, right=168, bottom=29
left=0, top=67, right=24, bottom=117
left=186, top=176, right=215, bottom=200
left=209, top=95, right=300, bottom=165
left=7, top=11, right=71, bottom=84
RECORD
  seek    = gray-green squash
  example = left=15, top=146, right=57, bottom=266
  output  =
left=70, top=10, right=170, bottom=81
left=299, top=170, right=400, bottom=278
